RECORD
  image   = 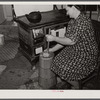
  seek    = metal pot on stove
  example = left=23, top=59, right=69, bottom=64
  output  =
left=26, top=11, right=42, bottom=23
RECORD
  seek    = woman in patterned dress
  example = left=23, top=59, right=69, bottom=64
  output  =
left=46, top=5, right=98, bottom=89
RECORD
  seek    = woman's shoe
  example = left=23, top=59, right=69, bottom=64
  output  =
left=70, top=86, right=80, bottom=90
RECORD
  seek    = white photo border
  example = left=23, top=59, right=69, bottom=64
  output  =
left=0, top=1, right=100, bottom=99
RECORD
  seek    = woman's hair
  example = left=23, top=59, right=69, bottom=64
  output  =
left=67, top=5, right=85, bottom=12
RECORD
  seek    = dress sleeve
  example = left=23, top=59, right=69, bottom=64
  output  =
left=65, top=20, right=84, bottom=43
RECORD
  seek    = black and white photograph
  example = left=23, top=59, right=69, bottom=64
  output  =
left=0, top=2, right=100, bottom=94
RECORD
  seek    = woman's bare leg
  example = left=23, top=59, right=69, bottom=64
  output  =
left=68, top=80, right=79, bottom=89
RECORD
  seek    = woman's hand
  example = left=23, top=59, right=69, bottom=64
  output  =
left=46, top=35, right=55, bottom=42
left=44, top=48, right=54, bottom=52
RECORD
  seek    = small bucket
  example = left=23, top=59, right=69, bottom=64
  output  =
left=0, top=34, right=4, bottom=46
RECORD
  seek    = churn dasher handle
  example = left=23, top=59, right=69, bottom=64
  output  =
left=47, top=28, right=51, bottom=53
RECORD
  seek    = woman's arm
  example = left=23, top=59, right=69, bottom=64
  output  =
left=49, top=43, right=64, bottom=52
left=54, top=36, right=75, bottom=45
left=46, top=35, right=76, bottom=45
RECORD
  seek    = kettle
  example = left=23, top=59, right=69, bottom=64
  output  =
left=26, top=11, right=42, bottom=23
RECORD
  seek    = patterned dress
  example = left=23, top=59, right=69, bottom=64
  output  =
left=51, top=13, right=98, bottom=81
